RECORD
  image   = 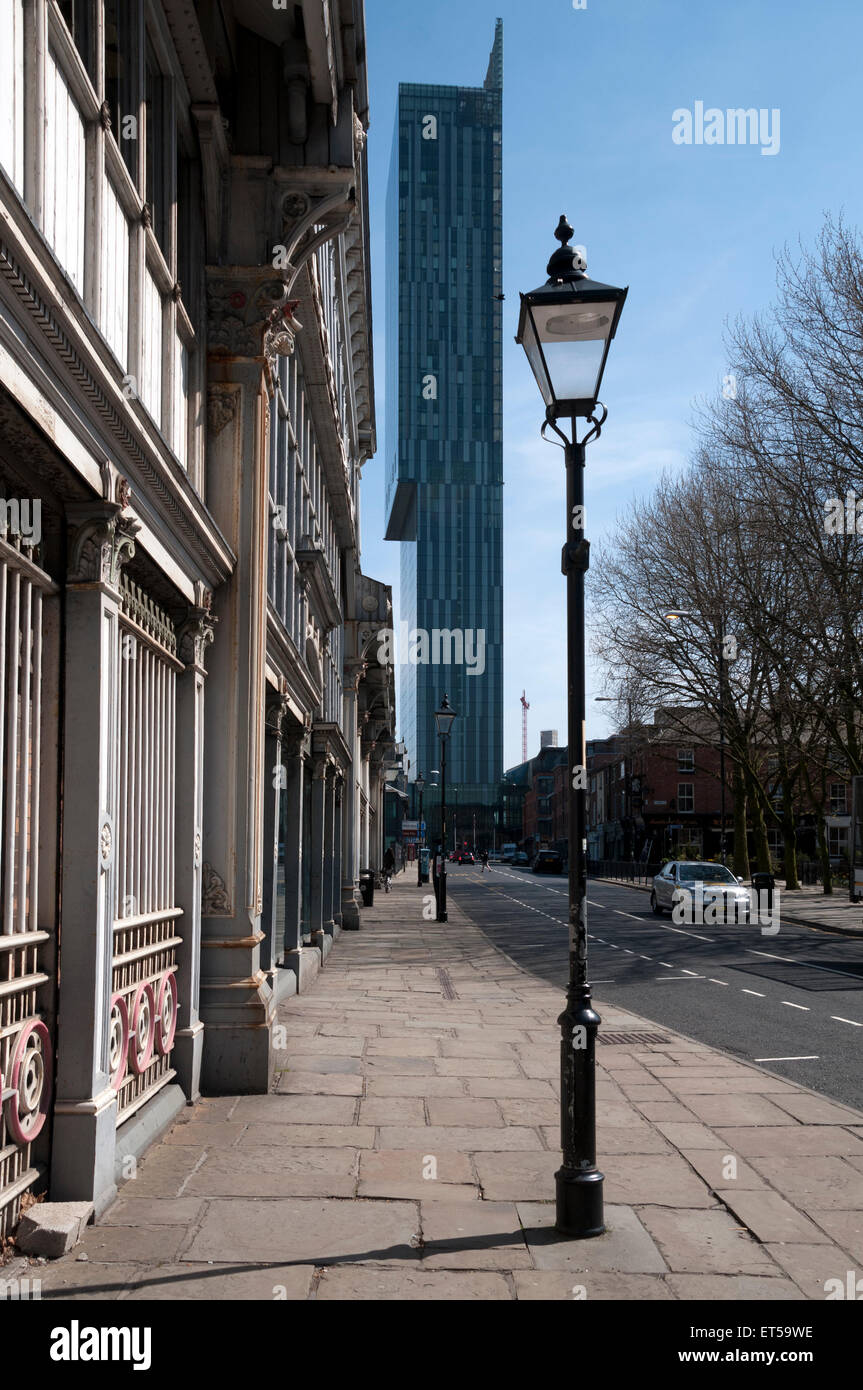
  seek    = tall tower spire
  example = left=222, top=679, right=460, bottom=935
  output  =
left=485, top=18, right=504, bottom=92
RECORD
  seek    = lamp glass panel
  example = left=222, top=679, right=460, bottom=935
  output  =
left=532, top=298, right=619, bottom=403
left=519, top=309, right=554, bottom=408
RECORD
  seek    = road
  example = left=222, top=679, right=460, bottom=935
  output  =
left=446, top=865, right=863, bottom=1111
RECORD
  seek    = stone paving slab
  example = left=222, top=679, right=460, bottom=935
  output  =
left=30, top=875, right=863, bottom=1301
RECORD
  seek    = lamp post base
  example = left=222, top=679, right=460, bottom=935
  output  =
left=555, top=1167, right=605, bottom=1239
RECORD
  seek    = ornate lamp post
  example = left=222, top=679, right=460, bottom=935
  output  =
left=434, top=696, right=457, bottom=923
left=517, top=216, right=627, bottom=1238
left=416, top=773, right=426, bottom=887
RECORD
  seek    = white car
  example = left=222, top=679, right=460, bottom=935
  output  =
left=651, top=861, right=751, bottom=923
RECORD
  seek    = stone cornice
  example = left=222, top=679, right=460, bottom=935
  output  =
left=0, top=226, right=234, bottom=591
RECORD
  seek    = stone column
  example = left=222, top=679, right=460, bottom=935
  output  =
left=308, top=749, right=328, bottom=952
left=260, top=697, right=289, bottom=975
left=172, top=590, right=216, bottom=1104
left=333, top=775, right=344, bottom=932
left=322, top=764, right=336, bottom=939
left=282, top=725, right=309, bottom=984
left=341, top=661, right=364, bottom=930
left=51, top=495, right=138, bottom=1213
left=200, top=269, right=296, bottom=1095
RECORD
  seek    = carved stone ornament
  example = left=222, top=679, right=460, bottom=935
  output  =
left=99, top=101, right=112, bottom=133
left=194, top=830, right=203, bottom=871
left=264, top=301, right=302, bottom=375
left=100, top=816, right=115, bottom=871
left=67, top=503, right=140, bottom=590
left=207, top=276, right=294, bottom=361
left=178, top=595, right=217, bottom=669
left=202, top=863, right=232, bottom=916
left=266, top=697, right=291, bottom=740
left=207, top=386, right=240, bottom=439
left=282, top=192, right=312, bottom=225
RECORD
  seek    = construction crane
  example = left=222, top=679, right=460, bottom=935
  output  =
left=521, top=691, right=530, bottom=764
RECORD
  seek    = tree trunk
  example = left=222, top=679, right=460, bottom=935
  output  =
left=816, top=812, right=833, bottom=896
left=781, top=793, right=800, bottom=891
left=746, top=770, right=772, bottom=873
left=732, top=762, right=750, bottom=880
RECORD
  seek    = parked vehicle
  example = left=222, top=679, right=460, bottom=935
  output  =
left=651, top=861, right=750, bottom=922
left=513, top=851, right=530, bottom=867
left=458, top=851, right=476, bottom=865
left=500, top=843, right=517, bottom=863
left=532, top=850, right=563, bottom=875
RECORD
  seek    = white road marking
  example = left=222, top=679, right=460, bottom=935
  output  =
left=782, top=1002, right=810, bottom=1012
left=709, top=979, right=730, bottom=986
left=743, top=990, right=766, bottom=998
left=749, top=950, right=863, bottom=985
left=614, top=911, right=644, bottom=921
left=655, top=975, right=706, bottom=982
left=756, top=1056, right=819, bottom=1063
left=832, top=1016, right=863, bottom=1028
left=682, top=970, right=700, bottom=977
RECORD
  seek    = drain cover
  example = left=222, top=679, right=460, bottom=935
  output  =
left=598, top=1032, right=671, bottom=1046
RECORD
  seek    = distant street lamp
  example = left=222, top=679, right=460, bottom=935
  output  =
left=665, top=610, right=730, bottom=865
left=434, top=697, right=457, bottom=923
left=416, top=773, right=426, bottom=888
left=518, top=215, right=627, bottom=1240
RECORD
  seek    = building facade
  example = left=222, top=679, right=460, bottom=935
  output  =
left=0, top=0, right=393, bottom=1235
left=384, top=19, right=504, bottom=814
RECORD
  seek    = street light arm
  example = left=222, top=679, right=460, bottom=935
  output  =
left=542, top=404, right=607, bottom=452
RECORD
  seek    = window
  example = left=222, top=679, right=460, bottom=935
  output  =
left=100, top=171, right=130, bottom=365
left=678, top=749, right=695, bottom=773
left=104, top=0, right=140, bottom=182
left=0, top=0, right=25, bottom=192
left=57, top=0, right=95, bottom=82
left=44, top=49, right=86, bottom=292
left=678, top=784, right=695, bottom=814
left=830, top=784, right=849, bottom=816
left=829, top=826, right=850, bottom=860
left=140, top=267, right=163, bottom=425
left=145, top=37, right=172, bottom=252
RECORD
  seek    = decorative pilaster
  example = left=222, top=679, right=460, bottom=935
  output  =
left=308, top=751, right=329, bottom=952
left=281, top=724, right=309, bottom=985
left=322, top=764, right=337, bottom=941
left=51, top=492, right=139, bottom=1213
left=261, top=696, right=290, bottom=975
left=172, top=587, right=216, bottom=1103
left=332, top=774, right=344, bottom=933
left=199, top=269, right=297, bottom=1095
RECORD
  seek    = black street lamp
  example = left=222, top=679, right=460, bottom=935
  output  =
left=434, top=696, right=457, bottom=923
left=416, top=773, right=426, bottom=887
left=517, top=216, right=627, bottom=1239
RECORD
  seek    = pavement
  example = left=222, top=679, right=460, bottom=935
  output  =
left=28, top=874, right=863, bottom=1302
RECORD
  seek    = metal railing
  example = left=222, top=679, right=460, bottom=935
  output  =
left=588, top=860, right=662, bottom=887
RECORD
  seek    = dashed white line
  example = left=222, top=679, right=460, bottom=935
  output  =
left=743, top=990, right=766, bottom=998
left=709, top=979, right=730, bottom=987
left=782, top=1002, right=810, bottom=1012
left=832, top=1016, right=863, bottom=1028
left=756, top=1056, right=819, bottom=1063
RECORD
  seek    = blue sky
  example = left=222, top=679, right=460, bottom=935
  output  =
left=360, top=0, right=863, bottom=769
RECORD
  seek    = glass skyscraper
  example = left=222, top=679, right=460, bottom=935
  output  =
left=386, top=20, right=504, bottom=822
